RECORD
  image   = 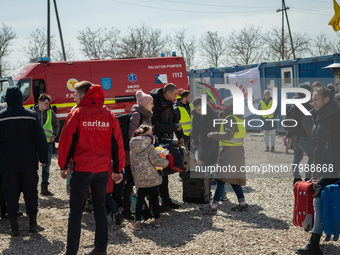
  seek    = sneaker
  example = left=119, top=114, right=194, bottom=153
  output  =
left=162, top=200, right=181, bottom=209
left=220, top=192, right=227, bottom=201
left=271, top=146, right=275, bottom=152
left=154, top=218, right=161, bottom=228
left=132, top=221, right=141, bottom=231
left=265, top=146, right=269, bottom=152
left=83, top=248, right=107, bottom=255
left=231, top=204, right=249, bottom=212
left=202, top=205, right=218, bottom=215
left=159, top=205, right=172, bottom=213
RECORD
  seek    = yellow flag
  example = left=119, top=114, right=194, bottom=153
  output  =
left=329, top=0, right=340, bottom=31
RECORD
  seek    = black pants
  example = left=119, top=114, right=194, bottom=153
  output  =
left=158, top=175, right=170, bottom=204
left=2, top=170, right=38, bottom=219
left=123, top=165, right=134, bottom=212
left=136, top=186, right=160, bottom=220
left=67, top=171, right=108, bottom=255
left=0, top=174, right=7, bottom=217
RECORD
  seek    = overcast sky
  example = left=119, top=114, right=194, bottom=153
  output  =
left=1, top=0, right=338, bottom=71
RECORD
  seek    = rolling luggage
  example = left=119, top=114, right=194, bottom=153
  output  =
left=321, top=180, right=340, bottom=241
left=293, top=180, right=316, bottom=231
left=182, top=170, right=210, bottom=204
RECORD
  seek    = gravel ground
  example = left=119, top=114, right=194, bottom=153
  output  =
left=0, top=133, right=339, bottom=255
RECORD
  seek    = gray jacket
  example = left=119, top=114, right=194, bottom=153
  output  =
left=33, top=105, right=60, bottom=138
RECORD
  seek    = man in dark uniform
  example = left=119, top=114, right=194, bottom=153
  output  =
left=0, top=87, right=48, bottom=236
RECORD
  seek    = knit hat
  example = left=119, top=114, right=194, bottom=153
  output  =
left=222, top=96, right=233, bottom=107
left=299, top=83, right=312, bottom=91
left=136, top=90, right=153, bottom=106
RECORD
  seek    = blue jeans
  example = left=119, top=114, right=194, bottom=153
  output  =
left=263, top=130, right=275, bottom=147
left=66, top=171, right=108, bottom=255
left=41, top=142, right=53, bottom=185
left=291, top=135, right=314, bottom=179
left=312, top=197, right=322, bottom=235
left=212, top=180, right=245, bottom=204
left=105, top=193, right=119, bottom=215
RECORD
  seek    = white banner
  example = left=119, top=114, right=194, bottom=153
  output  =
left=228, top=67, right=262, bottom=118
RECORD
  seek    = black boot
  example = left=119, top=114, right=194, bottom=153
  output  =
left=296, top=233, right=323, bottom=255
left=9, top=218, right=19, bottom=236
left=115, top=213, right=124, bottom=225
left=41, top=184, right=54, bottom=196
left=28, top=213, right=38, bottom=233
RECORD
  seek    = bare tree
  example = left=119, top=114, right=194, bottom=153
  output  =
left=227, top=25, right=266, bottom=65
left=266, top=28, right=311, bottom=61
left=310, top=33, right=333, bottom=56
left=23, top=29, right=56, bottom=60
left=77, top=27, right=120, bottom=59
left=119, top=24, right=167, bottom=58
left=172, top=29, right=196, bottom=69
left=0, top=23, right=17, bottom=77
left=53, top=43, right=76, bottom=61
left=200, top=31, right=227, bottom=67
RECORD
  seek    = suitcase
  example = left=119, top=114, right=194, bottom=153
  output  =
left=293, top=180, right=316, bottom=231
left=321, top=180, right=340, bottom=241
left=182, top=170, right=210, bottom=204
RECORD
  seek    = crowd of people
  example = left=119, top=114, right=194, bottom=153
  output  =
left=0, top=80, right=339, bottom=255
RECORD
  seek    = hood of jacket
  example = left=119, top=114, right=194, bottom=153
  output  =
left=150, top=88, right=174, bottom=106
left=131, top=104, right=153, bottom=119
left=312, top=98, right=340, bottom=122
left=219, top=106, right=243, bottom=120
left=6, top=87, right=23, bottom=107
left=292, top=95, right=313, bottom=111
left=78, top=85, right=104, bottom=107
left=129, top=136, right=153, bottom=154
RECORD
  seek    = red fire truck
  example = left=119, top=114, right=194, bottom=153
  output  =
left=0, top=56, right=189, bottom=133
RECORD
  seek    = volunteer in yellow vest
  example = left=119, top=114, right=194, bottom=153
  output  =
left=174, top=90, right=192, bottom=149
left=33, top=93, right=60, bottom=196
left=203, top=96, right=248, bottom=213
left=259, top=90, right=277, bottom=152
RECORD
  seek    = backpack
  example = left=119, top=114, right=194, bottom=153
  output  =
left=116, top=113, right=143, bottom=150
left=283, top=105, right=302, bottom=135
left=159, top=137, right=185, bottom=173
left=130, top=193, right=152, bottom=221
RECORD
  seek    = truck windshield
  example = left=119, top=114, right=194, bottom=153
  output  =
left=17, top=79, right=31, bottom=102
left=0, top=81, right=21, bottom=103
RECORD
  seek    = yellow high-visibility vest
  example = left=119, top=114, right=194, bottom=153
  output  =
left=219, top=115, right=246, bottom=147
left=43, top=109, right=53, bottom=142
left=260, top=99, right=274, bottom=118
left=178, top=105, right=192, bottom=136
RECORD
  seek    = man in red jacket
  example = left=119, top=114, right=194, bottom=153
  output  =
left=58, top=81, right=125, bottom=255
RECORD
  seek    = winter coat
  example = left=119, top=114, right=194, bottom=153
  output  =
left=150, top=88, right=180, bottom=141
left=258, top=97, right=278, bottom=130
left=311, top=99, right=340, bottom=179
left=0, top=87, right=48, bottom=173
left=211, top=107, right=246, bottom=186
left=191, top=105, right=219, bottom=166
left=33, top=104, right=60, bottom=139
left=287, top=95, right=314, bottom=138
left=58, top=85, right=125, bottom=173
left=124, top=104, right=153, bottom=166
left=130, top=136, right=168, bottom=188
